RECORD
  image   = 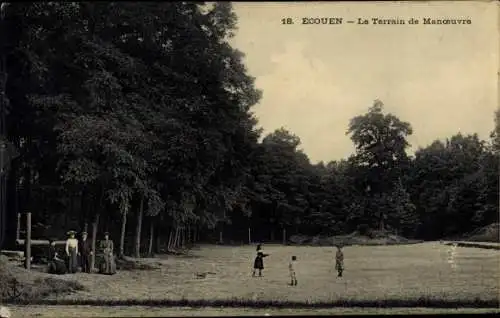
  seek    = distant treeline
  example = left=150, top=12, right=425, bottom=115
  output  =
left=0, top=3, right=498, bottom=256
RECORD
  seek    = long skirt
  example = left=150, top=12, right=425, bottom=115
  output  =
left=67, top=247, right=78, bottom=273
left=49, top=259, right=67, bottom=275
left=100, top=253, right=117, bottom=275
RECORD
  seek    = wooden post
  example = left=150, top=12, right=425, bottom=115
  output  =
left=248, top=227, right=251, bottom=245
left=25, top=212, right=31, bottom=270
left=90, top=214, right=99, bottom=272
left=16, top=213, right=20, bottom=241
left=282, top=228, right=286, bottom=245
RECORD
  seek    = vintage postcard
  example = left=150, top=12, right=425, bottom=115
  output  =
left=0, top=1, right=498, bottom=317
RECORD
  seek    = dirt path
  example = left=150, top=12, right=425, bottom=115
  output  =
left=8, top=305, right=500, bottom=317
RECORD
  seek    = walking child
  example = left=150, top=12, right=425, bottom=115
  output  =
left=335, top=245, right=344, bottom=277
left=289, top=255, right=297, bottom=286
left=252, top=244, right=269, bottom=277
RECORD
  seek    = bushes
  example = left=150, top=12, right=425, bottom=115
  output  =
left=0, top=255, right=86, bottom=302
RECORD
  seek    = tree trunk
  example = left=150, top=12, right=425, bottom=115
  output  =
left=90, top=213, right=100, bottom=272
left=134, top=194, right=144, bottom=258
left=248, top=227, right=251, bottom=245
left=173, top=227, right=179, bottom=249
left=80, top=190, right=87, bottom=232
left=187, top=224, right=191, bottom=244
left=167, top=229, right=173, bottom=251
left=155, top=230, right=161, bottom=254
left=181, top=227, right=185, bottom=248
left=379, top=215, right=385, bottom=231
left=282, top=228, right=286, bottom=245
left=148, top=220, right=154, bottom=257
left=119, top=206, right=128, bottom=259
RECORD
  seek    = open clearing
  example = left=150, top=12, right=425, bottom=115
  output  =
left=9, top=305, right=500, bottom=317
left=37, top=242, right=499, bottom=303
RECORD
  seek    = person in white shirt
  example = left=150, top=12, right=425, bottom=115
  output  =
left=65, top=230, right=79, bottom=273
left=289, top=255, right=297, bottom=286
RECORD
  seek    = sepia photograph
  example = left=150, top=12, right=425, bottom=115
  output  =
left=0, top=1, right=499, bottom=317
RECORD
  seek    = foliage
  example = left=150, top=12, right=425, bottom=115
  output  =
left=1, top=2, right=497, bottom=251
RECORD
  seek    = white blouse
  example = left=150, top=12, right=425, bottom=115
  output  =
left=65, top=238, right=79, bottom=255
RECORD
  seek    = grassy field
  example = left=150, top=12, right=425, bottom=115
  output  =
left=8, top=305, right=500, bottom=317
left=33, top=242, right=498, bottom=303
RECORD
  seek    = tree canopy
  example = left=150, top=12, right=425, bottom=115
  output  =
left=1, top=2, right=497, bottom=254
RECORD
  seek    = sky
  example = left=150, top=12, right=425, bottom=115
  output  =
left=229, top=1, right=499, bottom=163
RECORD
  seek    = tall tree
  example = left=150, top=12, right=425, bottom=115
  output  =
left=347, top=100, right=413, bottom=230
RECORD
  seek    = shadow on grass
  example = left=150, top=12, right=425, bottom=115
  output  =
left=4, top=297, right=499, bottom=309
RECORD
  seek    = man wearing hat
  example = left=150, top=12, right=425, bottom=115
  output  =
left=79, top=231, right=92, bottom=273
left=65, top=230, right=79, bottom=274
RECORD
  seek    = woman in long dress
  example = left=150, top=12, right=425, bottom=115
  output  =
left=99, top=232, right=116, bottom=275
left=65, top=231, right=79, bottom=274
left=48, top=238, right=67, bottom=275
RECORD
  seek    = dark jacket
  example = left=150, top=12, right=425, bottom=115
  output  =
left=79, top=239, right=92, bottom=255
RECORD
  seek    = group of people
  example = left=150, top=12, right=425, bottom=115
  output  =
left=251, top=244, right=345, bottom=286
left=47, top=230, right=116, bottom=275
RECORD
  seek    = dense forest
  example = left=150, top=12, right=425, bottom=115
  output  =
left=0, top=3, right=498, bottom=256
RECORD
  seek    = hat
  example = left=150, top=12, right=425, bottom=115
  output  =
left=81, top=231, right=88, bottom=235
left=104, top=231, right=109, bottom=236
left=67, top=230, right=76, bottom=236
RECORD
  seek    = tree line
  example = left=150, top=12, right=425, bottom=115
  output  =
left=1, top=2, right=498, bottom=257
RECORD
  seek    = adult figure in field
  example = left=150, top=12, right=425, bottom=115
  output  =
left=99, top=232, right=116, bottom=275
left=79, top=231, right=92, bottom=273
left=48, top=238, right=67, bottom=275
left=65, top=230, right=79, bottom=274
left=252, top=244, right=269, bottom=277
left=335, top=245, right=344, bottom=277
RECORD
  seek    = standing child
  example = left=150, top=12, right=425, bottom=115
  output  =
left=252, top=244, right=269, bottom=277
left=335, top=245, right=344, bottom=277
left=289, top=255, right=297, bottom=286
